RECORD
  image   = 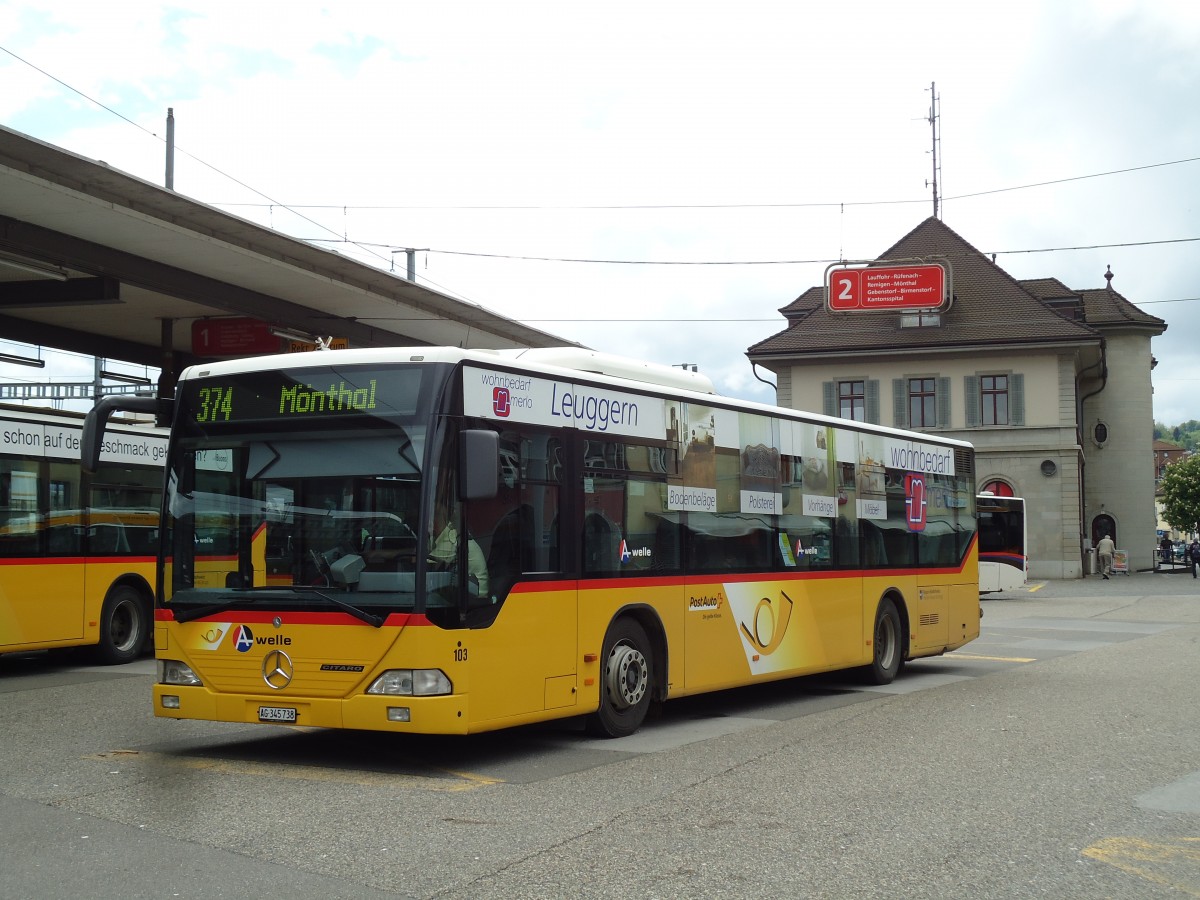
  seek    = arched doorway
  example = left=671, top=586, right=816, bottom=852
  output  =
left=1091, top=514, right=1116, bottom=547
left=980, top=480, right=1014, bottom=497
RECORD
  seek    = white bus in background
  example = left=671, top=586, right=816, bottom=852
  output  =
left=977, top=493, right=1027, bottom=593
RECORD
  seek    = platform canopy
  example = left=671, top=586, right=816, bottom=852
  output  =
left=0, top=125, right=571, bottom=379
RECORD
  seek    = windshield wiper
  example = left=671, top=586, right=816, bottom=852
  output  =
left=291, top=588, right=386, bottom=628
left=172, top=594, right=258, bottom=624
left=170, top=588, right=384, bottom=627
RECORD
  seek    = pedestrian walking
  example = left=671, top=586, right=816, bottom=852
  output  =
left=1096, top=533, right=1115, bottom=579
left=1161, top=535, right=1174, bottom=569
left=1190, top=538, right=1200, bottom=579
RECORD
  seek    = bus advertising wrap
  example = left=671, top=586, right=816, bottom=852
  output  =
left=2, top=418, right=167, bottom=466
left=464, top=367, right=956, bottom=524
left=464, top=367, right=668, bottom=440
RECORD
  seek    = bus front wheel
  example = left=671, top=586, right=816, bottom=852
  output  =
left=94, top=585, right=149, bottom=665
left=586, top=618, right=653, bottom=738
left=864, top=597, right=902, bottom=685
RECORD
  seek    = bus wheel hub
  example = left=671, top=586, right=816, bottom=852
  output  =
left=605, top=642, right=648, bottom=709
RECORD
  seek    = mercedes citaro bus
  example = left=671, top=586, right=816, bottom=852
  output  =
left=84, top=347, right=980, bottom=736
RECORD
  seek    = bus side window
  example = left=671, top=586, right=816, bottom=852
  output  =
left=1, top=461, right=44, bottom=556
left=778, top=514, right=833, bottom=570
left=579, top=447, right=676, bottom=578
left=649, top=516, right=681, bottom=572
left=859, top=520, right=887, bottom=567
left=583, top=507, right=620, bottom=575
left=485, top=501, right=532, bottom=600
left=467, top=426, right=562, bottom=601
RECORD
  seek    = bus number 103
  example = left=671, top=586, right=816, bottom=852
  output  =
left=195, top=386, right=234, bottom=423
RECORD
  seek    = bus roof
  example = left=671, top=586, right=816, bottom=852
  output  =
left=177, top=346, right=974, bottom=451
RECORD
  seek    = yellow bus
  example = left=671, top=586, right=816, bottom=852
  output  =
left=1, top=404, right=166, bottom=663
left=84, top=348, right=980, bottom=736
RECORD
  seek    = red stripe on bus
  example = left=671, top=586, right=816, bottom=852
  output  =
left=155, top=608, right=434, bottom=627
left=0, top=555, right=156, bottom=565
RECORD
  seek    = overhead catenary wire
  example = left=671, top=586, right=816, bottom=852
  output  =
left=300, top=235, right=1200, bottom=267
left=208, top=156, right=1200, bottom=211
left=6, top=43, right=1196, bottom=263
left=3, top=44, right=1197, bottom=316
left=0, top=44, right=395, bottom=272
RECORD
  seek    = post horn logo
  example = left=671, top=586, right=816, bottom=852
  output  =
left=739, top=590, right=795, bottom=656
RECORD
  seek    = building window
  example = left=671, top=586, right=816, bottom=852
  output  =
left=965, top=373, right=1023, bottom=429
left=908, top=378, right=937, bottom=427
left=838, top=380, right=866, bottom=421
left=981, top=375, right=1009, bottom=426
left=900, top=312, right=941, bottom=328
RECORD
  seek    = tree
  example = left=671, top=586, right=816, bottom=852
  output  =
left=1159, top=453, right=1200, bottom=534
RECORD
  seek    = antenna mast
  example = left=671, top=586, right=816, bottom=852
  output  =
left=926, top=82, right=941, bottom=218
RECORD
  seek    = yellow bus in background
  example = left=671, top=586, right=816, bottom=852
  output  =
left=1, top=404, right=166, bottom=663
left=85, top=348, right=980, bottom=736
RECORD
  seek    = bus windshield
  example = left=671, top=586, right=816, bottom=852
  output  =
left=164, top=363, right=446, bottom=618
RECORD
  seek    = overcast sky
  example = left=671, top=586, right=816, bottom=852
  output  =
left=1, top=0, right=1197, bottom=423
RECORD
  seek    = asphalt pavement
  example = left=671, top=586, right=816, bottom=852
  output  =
left=2, top=572, right=1199, bottom=899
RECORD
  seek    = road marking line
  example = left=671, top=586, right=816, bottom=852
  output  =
left=86, top=750, right=500, bottom=791
left=948, top=653, right=1037, bottom=663
left=1082, top=836, right=1200, bottom=897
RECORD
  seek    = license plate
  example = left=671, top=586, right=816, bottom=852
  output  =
left=258, top=706, right=297, bottom=723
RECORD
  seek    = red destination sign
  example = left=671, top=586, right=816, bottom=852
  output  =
left=827, top=264, right=946, bottom=312
left=191, top=317, right=282, bottom=357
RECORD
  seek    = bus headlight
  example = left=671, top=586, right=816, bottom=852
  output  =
left=367, top=669, right=452, bottom=696
left=158, top=658, right=203, bottom=686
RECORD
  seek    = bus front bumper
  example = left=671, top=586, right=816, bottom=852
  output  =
left=152, top=684, right=471, bottom=734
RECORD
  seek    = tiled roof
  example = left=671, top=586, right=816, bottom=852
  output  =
left=749, top=217, right=1165, bottom=358
left=1018, top=276, right=1162, bottom=327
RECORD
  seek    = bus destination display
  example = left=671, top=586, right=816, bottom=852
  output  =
left=188, top=368, right=423, bottom=425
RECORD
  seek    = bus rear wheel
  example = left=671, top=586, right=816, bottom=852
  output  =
left=586, top=618, right=653, bottom=738
left=94, top=585, right=149, bottom=665
left=864, top=597, right=902, bottom=685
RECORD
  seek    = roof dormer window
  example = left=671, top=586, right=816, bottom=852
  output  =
left=900, top=312, right=941, bottom=328
left=1045, top=297, right=1084, bottom=321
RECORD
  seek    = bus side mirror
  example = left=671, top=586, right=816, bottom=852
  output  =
left=82, top=396, right=172, bottom=474
left=460, top=429, right=499, bottom=500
